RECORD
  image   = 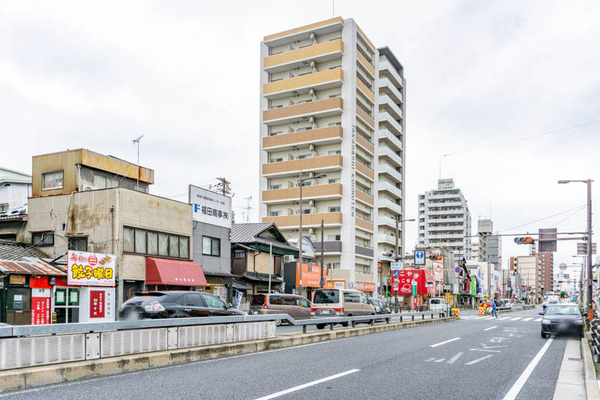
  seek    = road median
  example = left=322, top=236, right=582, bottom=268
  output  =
left=0, top=317, right=452, bottom=393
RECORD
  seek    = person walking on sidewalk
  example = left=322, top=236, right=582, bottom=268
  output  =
left=491, top=299, right=498, bottom=318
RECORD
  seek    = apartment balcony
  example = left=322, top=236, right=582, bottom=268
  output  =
left=428, top=201, right=463, bottom=208
left=357, top=51, right=375, bottom=78
left=379, top=61, right=404, bottom=89
left=428, top=217, right=464, bottom=223
left=263, top=97, right=343, bottom=126
left=262, top=154, right=343, bottom=178
left=378, top=198, right=402, bottom=214
left=262, top=183, right=342, bottom=204
left=428, top=193, right=459, bottom=200
left=356, top=106, right=375, bottom=129
left=356, top=161, right=375, bottom=181
left=263, top=40, right=343, bottom=73
left=356, top=78, right=375, bottom=104
left=428, top=233, right=466, bottom=240
left=378, top=146, right=403, bottom=166
left=378, top=234, right=398, bottom=245
left=356, top=189, right=374, bottom=206
left=428, top=225, right=464, bottom=232
left=263, top=212, right=343, bottom=229
left=428, top=210, right=464, bottom=216
left=263, top=68, right=344, bottom=100
left=263, top=126, right=342, bottom=151
left=378, top=95, right=403, bottom=120
left=377, top=216, right=398, bottom=229
left=379, top=112, right=403, bottom=135
left=264, top=17, right=344, bottom=46
left=378, top=164, right=402, bottom=183
left=378, top=182, right=402, bottom=198
left=378, top=129, right=403, bottom=152
left=356, top=134, right=374, bottom=155
left=379, top=77, right=403, bottom=104
left=356, top=217, right=374, bottom=232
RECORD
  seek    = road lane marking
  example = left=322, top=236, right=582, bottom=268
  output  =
left=424, top=357, right=436, bottom=362
left=502, top=339, right=553, bottom=400
left=255, top=369, right=360, bottom=400
left=535, top=318, right=543, bottom=321
left=522, top=317, right=533, bottom=321
left=434, top=358, right=445, bottom=362
left=430, top=337, right=461, bottom=347
left=484, top=326, right=498, bottom=331
left=465, top=355, right=494, bottom=365
left=500, top=317, right=511, bottom=320
left=510, top=317, right=522, bottom=321
left=447, top=353, right=463, bottom=364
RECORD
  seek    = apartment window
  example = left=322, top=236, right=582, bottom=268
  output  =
left=124, top=227, right=189, bottom=259
left=202, top=236, right=220, bottom=257
left=269, top=184, right=282, bottom=190
left=270, top=158, right=283, bottom=163
left=297, top=127, right=313, bottom=131
left=328, top=206, right=341, bottom=212
left=270, top=77, right=283, bottom=82
left=159, top=232, right=169, bottom=256
left=68, top=237, right=88, bottom=251
left=328, top=122, right=341, bottom=126
left=297, top=154, right=312, bottom=160
left=328, top=150, right=341, bottom=155
left=0, top=203, right=8, bottom=212
left=328, top=178, right=341, bottom=184
left=42, top=171, right=64, bottom=190
left=270, top=105, right=283, bottom=109
left=147, top=231, right=158, bottom=255
left=270, top=211, right=281, bottom=217
left=269, top=131, right=283, bottom=136
left=298, top=72, right=312, bottom=76
left=135, top=229, right=147, bottom=254
left=170, top=235, right=180, bottom=258
left=298, top=99, right=313, bottom=103
left=32, top=232, right=54, bottom=247
left=300, top=181, right=312, bottom=187
left=328, top=94, right=341, bottom=98
left=180, top=237, right=189, bottom=259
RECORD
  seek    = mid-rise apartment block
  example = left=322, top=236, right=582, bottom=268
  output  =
left=418, top=179, right=471, bottom=262
left=537, top=251, right=554, bottom=295
left=477, top=219, right=502, bottom=272
left=258, top=18, right=405, bottom=295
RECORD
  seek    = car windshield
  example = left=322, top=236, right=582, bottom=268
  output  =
left=430, top=299, right=441, bottom=304
left=546, top=305, right=580, bottom=316
left=313, top=290, right=339, bottom=304
left=250, top=295, right=265, bottom=306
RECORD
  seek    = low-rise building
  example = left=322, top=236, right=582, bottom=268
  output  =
left=0, top=167, right=31, bottom=241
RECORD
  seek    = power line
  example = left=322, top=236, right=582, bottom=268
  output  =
left=499, top=204, right=586, bottom=233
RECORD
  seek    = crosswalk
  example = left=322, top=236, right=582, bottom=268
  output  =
left=460, top=315, right=542, bottom=323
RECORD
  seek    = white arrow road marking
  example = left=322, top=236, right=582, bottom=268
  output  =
left=500, top=317, right=511, bottom=320
left=522, top=317, right=533, bottom=321
left=465, top=355, right=494, bottom=365
left=471, top=343, right=508, bottom=352
left=446, top=353, right=464, bottom=364
left=502, top=339, right=553, bottom=400
left=434, top=359, right=445, bottom=362
left=430, top=337, right=460, bottom=347
left=484, top=326, right=498, bottom=331
left=255, top=369, right=360, bottom=400
left=424, top=357, right=436, bottom=362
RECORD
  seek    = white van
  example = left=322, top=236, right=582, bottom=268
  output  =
left=311, top=288, right=376, bottom=329
left=429, top=297, right=447, bottom=312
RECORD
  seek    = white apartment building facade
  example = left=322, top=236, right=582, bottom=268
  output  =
left=418, top=179, right=471, bottom=263
left=258, top=18, right=405, bottom=295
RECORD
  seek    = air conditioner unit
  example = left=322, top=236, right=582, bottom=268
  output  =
left=309, top=88, right=315, bottom=96
left=283, top=255, right=295, bottom=263
left=309, top=32, right=316, bottom=42
left=309, top=143, right=315, bottom=152
left=309, top=171, right=315, bottom=178
left=310, top=60, right=316, bottom=68
left=308, top=200, right=315, bottom=207
left=308, top=227, right=315, bottom=234
left=309, top=116, right=315, bottom=124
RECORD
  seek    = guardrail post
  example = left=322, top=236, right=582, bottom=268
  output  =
left=400, top=316, right=403, bottom=323
left=431, top=313, right=433, bottom=320
left=370, top=317, right=374, bottom=326
left=422, top=314, right=425, bottom=320
left=303, top=325, right=307, bottom=334
left=330, top=323, right=334, bottom=331
left=412, top=315, right=414, bottom=322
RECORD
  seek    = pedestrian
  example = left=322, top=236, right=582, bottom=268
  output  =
left=491, top=298, right=498, bottom=318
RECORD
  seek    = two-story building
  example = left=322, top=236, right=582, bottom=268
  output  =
left=0, top=167, right=31, bottom=241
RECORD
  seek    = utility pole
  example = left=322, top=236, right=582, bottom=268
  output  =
left=132, top=135, right=144, bottom=190
left=320, top=219, right=325, bottom=288
left=215, top=177, right=232, bottom=196
left=394, top=215, right=400, bottom=313
left=243, top=196, right=253, bottom=222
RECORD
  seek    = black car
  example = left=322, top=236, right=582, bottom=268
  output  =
left=540, top=303, right=584, bottom=338
left=119, top=291, right=246, bottom=320
left=369, top=298, right=392, bottom=323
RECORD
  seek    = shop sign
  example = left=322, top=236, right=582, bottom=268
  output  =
left=326, top=280, right=345, bottom=290
left=212, top=285, right=228, bottom=303
left=31, top=288, right=51, bottom=325
left=67, top=250, right=116, bottom=287
left=296, top=263, right=322, bottom=287
left=356, top=281, right=376, bottom=292
left=9, top=275, right=26, bottom=285
left=189, top=185, right=232, bottom=229
left=90, top=290, right=105, bottom=318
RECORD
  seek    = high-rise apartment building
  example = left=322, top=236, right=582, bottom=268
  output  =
left=259, top=18, right=405, bottom=295
left=537, top=252, right=554, bottom=295
left=477, top=219, right=502, bottom=272
left=418, top=179, right=471, bottom=262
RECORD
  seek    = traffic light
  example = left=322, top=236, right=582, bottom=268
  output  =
left=514, top=236, right=535, bottom=245
left=428, top=254, right=442, bottom=260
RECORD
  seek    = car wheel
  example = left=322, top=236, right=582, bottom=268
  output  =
left=316, top=324, right=325, bottom=330
left=541, top=331, right=547, bottom=339
left=275, top=319, right=282, bottom=326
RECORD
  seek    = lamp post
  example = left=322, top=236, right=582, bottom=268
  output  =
left=394, top=217, right=415, bottom=313
left=298, top=171, right=327, bottom=296
left=559, top=179, right=593, bottom=321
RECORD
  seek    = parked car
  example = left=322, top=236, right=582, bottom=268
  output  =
left=369, top=298, right=391, bottom=323
left=429, top=297, right=448, bottom=313
left=119, top=291, right=246, bottom=320
left=540, top=303, right=584, bottom=338
left=311, top=288, right=376, bottom=329
left=249, top=293, right=311, bottom=325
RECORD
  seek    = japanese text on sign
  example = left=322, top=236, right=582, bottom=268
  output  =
left=189, top=185, right=232, bottom=228
left=67, top=250, right=116, bottom=287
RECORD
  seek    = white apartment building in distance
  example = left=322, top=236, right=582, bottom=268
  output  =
left=418, top=179, right=471, bottom=263
left=259, top=18, right=405, bottom=295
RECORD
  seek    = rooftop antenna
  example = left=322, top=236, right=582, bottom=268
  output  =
left=243, top=195, right=253, bottom=222
left=132, top=135, right=144, bottom=190
left=332, top=0, right=335, bottom=17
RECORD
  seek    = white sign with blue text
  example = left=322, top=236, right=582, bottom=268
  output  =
left=189, top=185, right=232, bottom=229
left=415, top=250, right=425, bottom=265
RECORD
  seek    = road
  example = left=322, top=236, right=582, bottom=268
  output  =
left=3, top=307, right=572, bottom=400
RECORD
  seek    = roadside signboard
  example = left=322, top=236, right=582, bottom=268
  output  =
left=411, top=281, right=417, bottom=296
left=391, top=262, right=402, bottom=271
left=455, top=266, right=462, bottom=274
left=414, top=250, right=425, bottom=266
left=67, top=250, right=116, bottom=287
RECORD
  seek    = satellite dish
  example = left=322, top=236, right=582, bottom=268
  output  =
left=559, top=263, right=567, bottom=271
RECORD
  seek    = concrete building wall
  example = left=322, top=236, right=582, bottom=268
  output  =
left=192, top=222, right=231, bottom=275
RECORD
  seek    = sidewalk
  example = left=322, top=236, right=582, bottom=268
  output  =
left=553, top=340, right=586, bottom=399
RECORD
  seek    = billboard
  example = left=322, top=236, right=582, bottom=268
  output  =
left=67, top=250, right=116, bottom=287
left=189, top=185, right=232, bottom=229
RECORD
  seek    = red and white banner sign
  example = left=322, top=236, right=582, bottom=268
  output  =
left=90, top=290, right=105, bottom=318
left=31, top=288, right=51, bottom=325
left=68, top=250, right=116, bottom=287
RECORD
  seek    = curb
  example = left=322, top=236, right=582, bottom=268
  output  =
left=0, top=317, right=453, bottom=393
left=582, top=336, right=600, bottom=399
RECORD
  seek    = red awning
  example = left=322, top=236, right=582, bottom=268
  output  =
left=145, top=258, right=207, bottom=287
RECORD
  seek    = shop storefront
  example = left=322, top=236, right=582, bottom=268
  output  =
left=145, top=257, right=207, bottom=291
left=283, top=262, right=324, bottom=300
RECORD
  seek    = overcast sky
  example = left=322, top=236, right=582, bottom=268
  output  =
left=1, top=0, right=599, bottom=272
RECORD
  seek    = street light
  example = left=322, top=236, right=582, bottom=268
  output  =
left=558, top=179, right=594, bottom=322
left=298, top=171, right=327, bottom=296
left=393, top=217, right=415, bottom=313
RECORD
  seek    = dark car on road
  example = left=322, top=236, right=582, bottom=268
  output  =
left=369, top=298, right=391, bottom=323
left=540, top=303, right=584, bottom=338
left=119, top=291, right=246, bottom=320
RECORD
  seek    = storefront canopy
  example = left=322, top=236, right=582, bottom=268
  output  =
left=146, top=257, right=207, bottom=287
left=0, top=259, right=66, bottom=276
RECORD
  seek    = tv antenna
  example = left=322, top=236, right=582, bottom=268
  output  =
left=132, top=135, right=144, bottom=189
left=243, top=195, right=253, bottom=222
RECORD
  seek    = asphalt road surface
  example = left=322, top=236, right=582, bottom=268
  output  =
left=3, top=308, right=571, bottom=400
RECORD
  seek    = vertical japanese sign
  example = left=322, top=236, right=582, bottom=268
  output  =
left=67, top=250, right=116, bottom=286
left=31, top=288, right=51, bottom=325
left=90, top=290, right=105, bottom=318
left=189, top=185, right=232, bottom=228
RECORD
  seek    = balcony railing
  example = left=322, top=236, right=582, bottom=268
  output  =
left=263, top=68, right=343, bottom=99
left=262, top=183, right=343, bottom=203
left=378, top=182, right=402, bottom=198
left=263, top=97, right=343, bottom=125
left=378, top=199, right=402, bottom=214
left=378, top=146, right=403, bottom=166
left=379, top=112, right=403, bottom=135
left=262, top=212, right=343, bottom=228
left=378, top=129, right=403, bottom=152
left=379, top=61, right=404, bottom=89
left=263, top=39, right=344, bottom=72
left=263, top=126, right=343, bottom=151
left=377, top=216, right=397, bottom=228
left=378, top=95, right=403, bottom=120
left=378, top=164, right=403, bottom=182
left=262, top=154, right=343, bottom=177
left=356, top=161, right=375, bottom=181
left=379, top=77, right=403, bottom=104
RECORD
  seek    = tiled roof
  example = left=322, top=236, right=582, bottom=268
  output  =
left=0, top=259, right=66, bottom=276
left=230, top=222, right=274, bottom=243
left=0, top=240, right=46, bottom=261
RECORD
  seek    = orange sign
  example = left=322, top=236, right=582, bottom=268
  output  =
left=356, top=281, right=376, bottom=292
left=295, top=263, right=323, bottom=287
left=326, top=280, right=346, bottom=289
